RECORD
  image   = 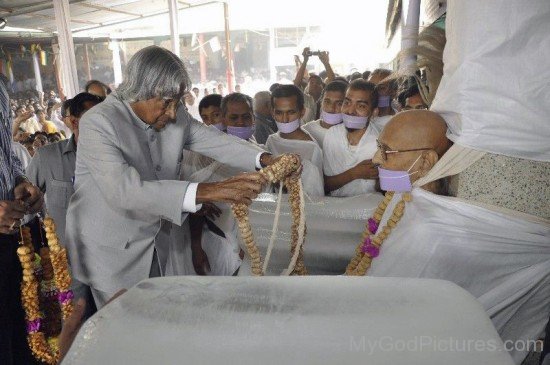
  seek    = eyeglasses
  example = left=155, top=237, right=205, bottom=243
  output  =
left=376, top=139, right=432, bottom=161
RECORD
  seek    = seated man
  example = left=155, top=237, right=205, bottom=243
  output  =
left=323, top=79, right=380, bottom=197
left=303, top=80, right=347, bottom=147
left=347, top=110, right=550, bottom=364
left=266, top=84, right=324, bottom=196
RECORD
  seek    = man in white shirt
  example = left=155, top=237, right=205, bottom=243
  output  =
left=323, top=79, right=380, bottom=197
left=266, top=84, right=324, bottom=196
left=303, top=80, right=347, bottom=147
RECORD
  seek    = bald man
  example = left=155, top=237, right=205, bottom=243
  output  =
left=350, top=110, right=550, bottom=363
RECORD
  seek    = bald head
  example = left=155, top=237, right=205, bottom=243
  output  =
left=381, top=110, right=450, bottom=157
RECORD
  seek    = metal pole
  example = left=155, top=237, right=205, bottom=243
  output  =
left=83, top=43, right=92, bottom=81
left=52, top=0, right=79, bottom=97
left=223, top=2, right=233, bottom=92
left=51, top=43, right=65, bottom=100
left=167, top=0, right=180, bottom=57
left=268, top=27, right=276, bottom=83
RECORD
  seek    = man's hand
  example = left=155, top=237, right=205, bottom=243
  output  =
left=14, top=181, right=44, bottom=214
left=318, top=51, right=330, bottom=65
left=195, top=202, right=222, bottom=220
left=352, top=159, right=379, bottom=180
left=192, top=245, right=211, bottom=275
left=0, top=200, right=26, bottom=234
left=301, top=47, right=311, bottom=62
left=196, top=172, right=265, bottom=206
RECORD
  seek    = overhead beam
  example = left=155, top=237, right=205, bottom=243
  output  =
left=3, top=0, right=88, bottom=18
left=72, top=1, right=219, bottom=35
left=23, top=12, right=100, bottom=25
left=78, top=2, right=142, bottom=17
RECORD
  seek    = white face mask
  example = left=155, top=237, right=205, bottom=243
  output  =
left=276, top=118, right=301, bottom=134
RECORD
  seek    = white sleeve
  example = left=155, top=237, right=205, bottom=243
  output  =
left=182, top=182, right=202, bottom=213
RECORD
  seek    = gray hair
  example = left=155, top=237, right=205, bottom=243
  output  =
left=253, top=91, right=271, bottom=110
left=221, top=92, right=254, bottom=116
left=116, top=45, right=190, bottom=102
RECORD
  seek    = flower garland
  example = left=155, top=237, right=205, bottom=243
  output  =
left=345, top=192, right=412, bottom=276
left=16, top=216, right=73, bottom=365
left=232, top=154, right=307, bottom=276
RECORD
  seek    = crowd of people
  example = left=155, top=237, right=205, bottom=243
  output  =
left=0, top=43, right=546, bottom=365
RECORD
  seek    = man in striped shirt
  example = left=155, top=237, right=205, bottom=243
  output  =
left=0, top=73, right=44, bottom=364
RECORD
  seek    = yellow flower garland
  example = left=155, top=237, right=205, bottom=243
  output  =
left=16, top=216, right=73, bottom=365
left=346, top=192, right=411, bottom=276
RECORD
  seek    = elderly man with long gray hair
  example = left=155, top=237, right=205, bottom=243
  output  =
left=65, top=46, right=295, bottom=308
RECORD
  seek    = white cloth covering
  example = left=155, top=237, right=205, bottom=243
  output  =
left=368, top=188, right=550, bottom=364
left=265, top=130, right=324, bottom=197
left=370, top=115, right=392, bottom=134
left=430, top=0, right=550, bottom=161
left=166, top=150, right=243, bottom=276
left=323, top=123, right=379, bottom=197
left=302, top=119, right=330, bottom=147
left=18, top=118, right=41, bottom=134
left=63, top=276, right=514, bottom=365
left=11, top=141, right=31, bottom=171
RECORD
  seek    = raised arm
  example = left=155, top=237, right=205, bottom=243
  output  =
left=318, top=51, right=335, bottom=83
left=294, top=47, right=310, bottom=88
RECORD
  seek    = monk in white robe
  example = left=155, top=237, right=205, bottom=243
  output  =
left=323, top=80, right=380, bottom=197
left=355, top=110, right=550, bottom=364
left=266, top=85, right=324, bottom=197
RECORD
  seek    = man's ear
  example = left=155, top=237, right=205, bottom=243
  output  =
left=418, top=150, right=439, bottom=178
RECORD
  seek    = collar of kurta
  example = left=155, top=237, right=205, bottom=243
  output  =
left=112, top=92, right=153, bottom=131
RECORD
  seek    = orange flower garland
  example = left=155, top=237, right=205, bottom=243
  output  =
left=16, top=216, right=73, bottom=365
left=346, top=192, right=411, bottom=276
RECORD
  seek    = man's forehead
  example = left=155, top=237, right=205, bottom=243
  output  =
left=345, top=89, right=370, bottom=102
left=324, top=91, right=344, bottom=100
left=273, top=95, right=299, bottom=109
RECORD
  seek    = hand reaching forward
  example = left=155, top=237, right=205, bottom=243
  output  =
left=196, top=172, right=266, bottom=206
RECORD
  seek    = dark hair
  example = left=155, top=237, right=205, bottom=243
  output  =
left=47, top=132, right=62, bottom=143
left=348, top=79, right=378, bottom=108
left=362, top=70, right=371, bottom=80
left=308, top=74, right=323, bottom=85
left=350, top=72, right=363, bottom=81
left=269, top=83, right=280, bottom=93
left=370, top=68, right=392, bottom=80
left=70, top=92, right=103, bottom=118
left=85, top=79, right=111, bottom=94
left=270, top=84, right=304, bottom=111
left=61, top=99, right=72, bottom=118
left=324, top=80, right=348, bottom=95
left=220, top=92, right=254, bottom=116
left=198, top=94, right=222, bottom=114
left=398, top=83, right=420, bottom=107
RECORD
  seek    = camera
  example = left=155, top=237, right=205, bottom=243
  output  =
left=305, top=50, right=322, bottom=57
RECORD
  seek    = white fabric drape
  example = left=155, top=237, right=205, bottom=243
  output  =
left=366, top=189, right=550, bottom=364
left=431, top=0, right=550, bottom=161
left=52, top=0, right=79, bottom=98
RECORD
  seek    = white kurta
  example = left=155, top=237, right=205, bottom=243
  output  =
left=323, top=123, right=379, bottom=197
left=265, top=130, right=324, bottom=197
left=166, top=151, right=243, bottom=276
left=302, top=119, right=331, bottom=148
left=371, top=115, right=392, bottom=134
left=367, top=188, right=550, bottom=364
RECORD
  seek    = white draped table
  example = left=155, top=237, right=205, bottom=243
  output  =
left=63, top=276, right=513, bottom=365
